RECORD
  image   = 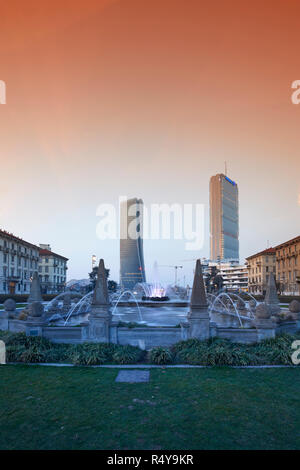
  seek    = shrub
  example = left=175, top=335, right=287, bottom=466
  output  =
left=44, top=344, right=74, bottom=363
left=18, top=347, right=46, bottom=363
left=70, top=343, right=116, bottom=365
left=2, top=332, right=52, bottom=350
left=112, top=345, right=144, bottom=364
left=253, top=333, right=295, bottom=365
left=150, top=347, right=173, bottom=365
left=172, top=338, right=204, bottom=354
left=2, top=329, right=299, bottom=366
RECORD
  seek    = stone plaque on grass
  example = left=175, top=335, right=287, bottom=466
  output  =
left=115, top=370, right=150, bottom=383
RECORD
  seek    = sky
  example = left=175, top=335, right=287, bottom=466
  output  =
left=0, top=0, right=299, bottom=286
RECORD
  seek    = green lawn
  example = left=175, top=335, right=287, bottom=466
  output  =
left=0, top=365, right=299, bottom=450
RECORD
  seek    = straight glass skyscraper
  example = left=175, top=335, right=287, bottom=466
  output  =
left=210, top=173, right=239, bottom=263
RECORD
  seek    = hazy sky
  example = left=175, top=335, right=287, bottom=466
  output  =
left=0, top=0, right=299, bottom=285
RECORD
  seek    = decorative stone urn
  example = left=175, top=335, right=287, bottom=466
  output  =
left=3, top=299, right=17, bottom=319
left=289, top=300, right=300, bottom=328
left=254, top=303, right=275, bottom=341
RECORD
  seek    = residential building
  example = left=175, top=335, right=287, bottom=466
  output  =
left=275, top=236, right=300, bottom=295
left=0, top=229, right=39, bottom=295
left=38, top=244, right=68, bottom=294
left=218, top=263, right=248, bottom=292
left=120, top=198, right=146, bottom=290
left=205, top=261, right=248, bottom=292
left=209, top=173, right=239, bottom=263
left=246, top=248, right=276, bottom=295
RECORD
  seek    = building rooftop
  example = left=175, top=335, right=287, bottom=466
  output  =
left=39, top=248, right=68, bottom=261
left=0, top=228, right=40, bottom=250
left=274, top=235, right=300, bottom=250
left=246, top=247, right=276, bottom=261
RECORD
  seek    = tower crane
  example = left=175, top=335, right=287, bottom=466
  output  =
left=158, top=265, right=183, bottom=287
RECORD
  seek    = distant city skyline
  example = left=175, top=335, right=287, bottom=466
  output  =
left=0, top=0, right=299, bottom=285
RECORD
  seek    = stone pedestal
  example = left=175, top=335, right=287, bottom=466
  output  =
left=88, top=259, right=112, bottom=343
left=180, top=322, right=190, bottom=341
left=28, top=301, right=44, bottom=318
left=209, top=322, right=218, bottom=338
left=187, top=259, right=210, bottom=341
left=89, top=312, right=111, bottom=343
left=0, top=317, right=9, bottom=331
left=187, top=308, right=210, bottom=340
left=25, top=321, right=45, bottom=337
left=110, top=321, right=119, bottom=344
left=254, top=318, right=276, bottom=341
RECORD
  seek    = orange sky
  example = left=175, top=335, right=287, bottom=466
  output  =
left=0, top=0, right=299, bottom=282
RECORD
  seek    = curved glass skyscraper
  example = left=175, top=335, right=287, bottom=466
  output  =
left=120, top=198, right=146, bottom=290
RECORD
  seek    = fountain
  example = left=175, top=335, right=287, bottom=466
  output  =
left=64, top=291, right=93, bottom=325
left=1, top=258, right=297, bottom=347
left=209, top=291, right=256, bottom=327
left=111, top=290, right=143, bottom=322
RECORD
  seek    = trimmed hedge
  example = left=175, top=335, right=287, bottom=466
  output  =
left=0, top=330, right=299, bottom=366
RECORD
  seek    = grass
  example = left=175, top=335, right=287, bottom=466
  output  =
left=0, top=365, right=299, bottom=450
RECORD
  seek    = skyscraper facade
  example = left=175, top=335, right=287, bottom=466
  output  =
left=120, top=198, right=146, bottom=290
left=210, top=173, right=239, bottom=263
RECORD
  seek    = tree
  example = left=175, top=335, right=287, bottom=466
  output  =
left=88, top=266, right=117, bottom=292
